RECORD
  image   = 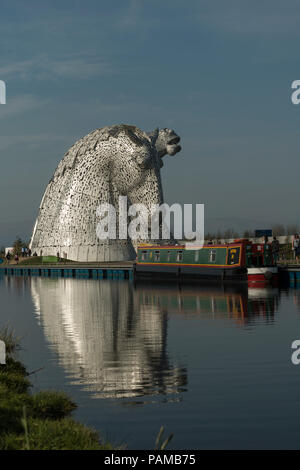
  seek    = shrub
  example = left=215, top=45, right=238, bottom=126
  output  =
left=0, top=370, right=30, bottom=395
left=30, top=391, right=77, bottom=420
left=1, top=418, right=114, bottom=450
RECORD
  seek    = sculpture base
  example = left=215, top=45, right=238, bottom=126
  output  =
left=32, top=241, right=136, bottom=262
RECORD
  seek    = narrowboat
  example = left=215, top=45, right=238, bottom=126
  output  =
left=135, top=240, right=278, bottom=284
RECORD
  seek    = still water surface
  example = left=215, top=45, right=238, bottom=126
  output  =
left=1, top=273, right=300, bottom=449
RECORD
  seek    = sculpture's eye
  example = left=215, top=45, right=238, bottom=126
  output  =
left=126, top=129, right=144, bottom=148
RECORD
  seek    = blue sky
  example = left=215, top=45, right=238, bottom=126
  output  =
left=0, top=0, right=300, bottom=244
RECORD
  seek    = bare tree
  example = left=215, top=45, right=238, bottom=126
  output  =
left=243, top=230, right=255, bottom=238
left=272, top=225, right=285, bottom=236
left=223, top=228, right=239, bottom=239
left=286, top=224, right=299, bottom=235
left=205, top=232, right=216, bottom=241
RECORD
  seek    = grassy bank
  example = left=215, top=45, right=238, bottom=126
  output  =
left=0, top=328, right=115, bottom=450
left=18, top=256, right=75, bottom=266
left=1, top=256, right=76, bottom=266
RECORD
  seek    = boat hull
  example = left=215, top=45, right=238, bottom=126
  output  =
left=135, top=264, right=247, bottom=282
left=247, top=267, right=278, bottom=286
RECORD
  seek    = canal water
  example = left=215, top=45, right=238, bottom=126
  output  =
left=1, top=273, right=300, bottom=449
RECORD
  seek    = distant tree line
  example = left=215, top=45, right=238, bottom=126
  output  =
left=205, top=228, right=240, bottom=241
left=204, top=225, right=300, bottom=240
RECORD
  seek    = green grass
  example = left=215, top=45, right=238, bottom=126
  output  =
left=30, top=391, right=76, bottom=420
left=0, top=344, right=116, bottom=450
left=1, top=417, right=115, bottom=450
left=18, top=256, right=76, bottom=266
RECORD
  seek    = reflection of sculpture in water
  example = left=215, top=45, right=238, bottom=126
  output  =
left=30, top=278, right=187, bottom=400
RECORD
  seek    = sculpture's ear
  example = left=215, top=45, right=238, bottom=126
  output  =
left=148, top=128, right=159, bottom=146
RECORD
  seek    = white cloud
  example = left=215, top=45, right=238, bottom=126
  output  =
left=0, top=133, right=71, bottom=151
left=115, top=0, right=161, bottom=32
left=0, top=95, right=48, bottom=119
left=117, top=0, right=142, bottom=29
left=0, top=55, right=114, bottom=81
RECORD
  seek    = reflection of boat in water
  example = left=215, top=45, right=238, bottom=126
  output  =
left=30, top=278, right=187, bottom=401
left=247, top=287, right=281, bottom=318
left=134, top=282, right=280, bottom=326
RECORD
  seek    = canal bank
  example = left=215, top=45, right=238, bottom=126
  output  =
left=1, top=262, right=299, bottom=287
left=0, top=261, right=134, bottom=280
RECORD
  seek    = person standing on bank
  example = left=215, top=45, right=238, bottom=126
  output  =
left=293, top=234, right=300, bottom=262
left=271, top=236, right=280, bottom=264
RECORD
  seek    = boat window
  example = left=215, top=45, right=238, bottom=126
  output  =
left=195, top=250, right=199, bottom=262
left=154, top=250, right=160, bottom=261
left=209, top=249, right=216, bottom=262
left=141, top=250, right=148, bottom=261
left=167, top=250, right=171, bottom=262
left=177, top=251, right=183, bottom=262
